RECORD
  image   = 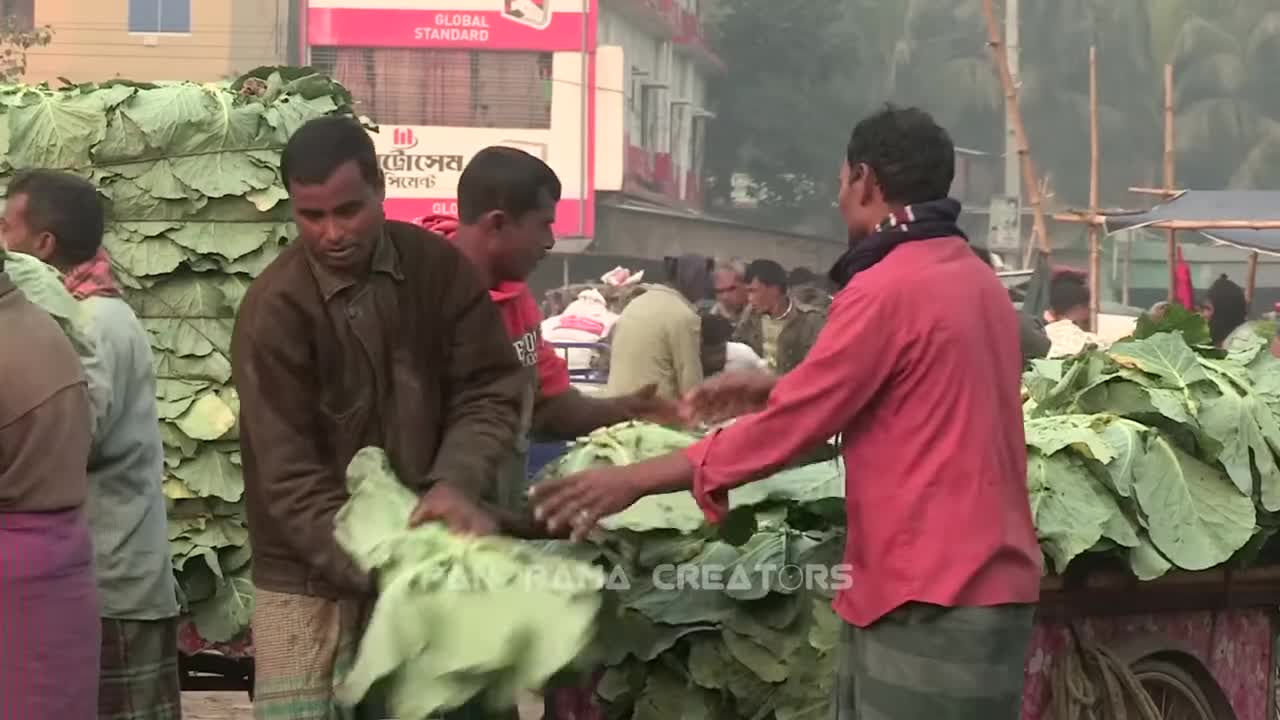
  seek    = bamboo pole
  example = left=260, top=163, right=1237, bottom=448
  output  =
left=1053, top=214, right=1280, bottom=230
left=1247, top=251, right=1260, bottom=306
left=981, top=0, right=1051, bottom=264
left=1088, top=46, right=1101, bottom=331
left=1163, top=64, right=1177, bottom=303
left=1122, top=238, right=1132, bottom=306
left=1128, top=186, right=1186, bottom=197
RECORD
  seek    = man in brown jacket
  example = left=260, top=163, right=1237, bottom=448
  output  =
left=231, top=117, right=526, bottom=719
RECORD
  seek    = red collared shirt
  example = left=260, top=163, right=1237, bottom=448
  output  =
left=685, top=237, right=1042, bottom=627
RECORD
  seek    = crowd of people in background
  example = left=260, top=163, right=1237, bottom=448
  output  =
left=1034, top=265, right=1256, bottom=358
left=549, top=219, right=1268, bottom=395
left=535, top=252, right=835, bottom=397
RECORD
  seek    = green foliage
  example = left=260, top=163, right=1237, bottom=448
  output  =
left=706, top=0, right=1280, bottom=223
left=1133, top=302, right=1211, bottom=346
left=1024, top=329, right=1280, bottom=578
left=0, top=67, right=356, bottom=644
left=333, top=448, right=604, bottom=718
left=539, top=424, right=846, bottom=720
left=703, top=0, right=857, bottom=229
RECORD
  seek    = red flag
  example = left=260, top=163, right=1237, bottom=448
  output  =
left=1173, top=244, right=1195, bottom=309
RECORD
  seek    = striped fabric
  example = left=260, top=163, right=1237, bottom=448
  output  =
left=251, top=588, right=369, bottom=720
left=62, top=247, right=122, bottom=300
left=0, top=509, right=101, bottom=720
left=833, top=603, right=1034, bottom=720
left=252, top=587, right=522, bottom=720
left=98, top=618, right=182, bottom=720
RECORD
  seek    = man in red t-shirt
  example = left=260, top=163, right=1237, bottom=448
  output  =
left=418, top=146, right=676, bottom=518
left=421, top=146, right=675, bottom=720
left=531, top=107, right=1041, bottom=720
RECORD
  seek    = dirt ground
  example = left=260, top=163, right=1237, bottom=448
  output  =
left=182, top=691, right=254, bottom=720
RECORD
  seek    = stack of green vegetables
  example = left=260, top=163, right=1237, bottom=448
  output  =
left=0, top=68, right=358, bottom=643
left=333, top=447, right=605, bottom=719
left=536, top=422, right=848, bottom=720
left=1022, top=311, right=1280, bottom=580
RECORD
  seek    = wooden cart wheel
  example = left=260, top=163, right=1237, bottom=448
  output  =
left=1130, top=658, right=1234, bottom=720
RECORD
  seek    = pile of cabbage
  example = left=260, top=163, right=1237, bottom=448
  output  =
left=538, top=422, right=847, bottom=720
left=0, top=68, right=359, bottom=643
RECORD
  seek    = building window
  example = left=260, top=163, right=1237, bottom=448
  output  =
left=692, top=116, right=706, bottom=181
left=312, top=47, right=553, bottom=129
left=640, top=86, right=660, bottom=152
left=129, top=0, right=191, bottom=34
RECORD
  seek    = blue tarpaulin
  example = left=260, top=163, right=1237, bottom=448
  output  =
left=1101, top=190, right=1280, bottom=255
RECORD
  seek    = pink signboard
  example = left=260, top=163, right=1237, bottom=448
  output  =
left=385, top=198, right=593, bottom=239
left=308, top=5, right=588, bottom=50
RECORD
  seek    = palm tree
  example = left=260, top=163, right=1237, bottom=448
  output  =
left=857, top=0, right=1159, bottom=206
left=1159, top=1, right=1280, bottom=188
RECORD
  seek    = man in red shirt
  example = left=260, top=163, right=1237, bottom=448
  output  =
left=421, top=146, right=676, bottom=516
left=428, top=146, right=677, bottom=720
left=531, top=106, right=1042, bottom=719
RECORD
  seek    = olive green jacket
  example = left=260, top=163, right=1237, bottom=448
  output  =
left=734, top=303, right=826, bottom=376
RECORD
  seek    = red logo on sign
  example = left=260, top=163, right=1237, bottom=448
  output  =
left=392, top=127, right=418, bottom=150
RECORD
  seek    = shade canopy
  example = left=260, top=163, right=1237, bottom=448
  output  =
left=1102, top=190, right=1280, bottom=255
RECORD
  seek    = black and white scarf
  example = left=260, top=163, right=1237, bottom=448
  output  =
left=828, top=198, right=968, bottom=289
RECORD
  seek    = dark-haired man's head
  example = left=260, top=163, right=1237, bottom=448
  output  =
left=838, top=105, right=955, bottom=245
left=280, top=116, right=385, bottom=277
left=745, top=259, right=789, bottom=316
left=1, top=169, right=105, bottom=270
left=456, top=146, right=560, bottom=284
left=1047, top=273, right=1091, bottom=330
left=699, top=313, right=734, bottom=376
left=1202, top=273, right=1247, bottom=347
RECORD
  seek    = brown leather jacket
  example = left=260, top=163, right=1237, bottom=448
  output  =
left=231, top=222, right=525, bottom=599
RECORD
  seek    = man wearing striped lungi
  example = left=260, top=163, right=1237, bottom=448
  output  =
left=233, top=117, right=527, bottom=719
left=530, top=106, right=1043, bottom=720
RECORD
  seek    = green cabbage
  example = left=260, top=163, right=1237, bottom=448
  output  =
left=334, top=447, right=603, bottom=719
left=1, top=248, right=95, bottom=358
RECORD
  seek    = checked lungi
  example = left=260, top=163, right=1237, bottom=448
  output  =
left=98, top=618, right=182, bottom=720
left=251, top=588, right=369, bottom=720
left=252, top=587, right=524, bottom=720
left=833, top=602, right=1034, bottom=720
